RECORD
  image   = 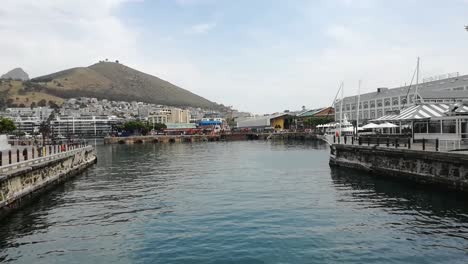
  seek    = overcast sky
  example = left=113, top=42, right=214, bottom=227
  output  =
left=1, top=0, right=467, bottom=113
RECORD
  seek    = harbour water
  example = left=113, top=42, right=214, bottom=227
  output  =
left=0, top=140, right=467, bottom=263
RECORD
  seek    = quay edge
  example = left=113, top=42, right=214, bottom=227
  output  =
left=104, top=132, right=318, bottom=144
left=0, top=146, right=97, bottom=219
left=329, top=144, right=468, bottom=192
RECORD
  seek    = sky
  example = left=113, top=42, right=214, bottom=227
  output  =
left=0, top=0, right=467, bottom=114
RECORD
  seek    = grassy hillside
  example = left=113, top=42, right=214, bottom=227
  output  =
left=31, top=62, right=219, bottom=109
left=0, top=80, right=63, bottom=108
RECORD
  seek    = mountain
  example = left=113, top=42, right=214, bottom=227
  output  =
left=1, top=68, right=29, bottom=81
left=30, top=62, right=218, bottom=109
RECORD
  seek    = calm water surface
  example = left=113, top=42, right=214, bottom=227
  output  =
left=0, top=140, right=467, bottom=263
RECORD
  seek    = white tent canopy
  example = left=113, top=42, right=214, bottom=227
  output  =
left=362, top=123, right=380, bottom=129
left=377, top=122, right=398, bottom=128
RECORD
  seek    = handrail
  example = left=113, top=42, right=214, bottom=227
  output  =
left=0, top=145, right=93, bottom=174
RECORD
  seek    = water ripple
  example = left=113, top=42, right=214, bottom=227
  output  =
left=0, top=141, right=467, bottom=264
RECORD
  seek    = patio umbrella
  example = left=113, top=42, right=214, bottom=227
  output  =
left=378, top=122, right=398, bottom=128
left=362, top=123, right=379, bottom=129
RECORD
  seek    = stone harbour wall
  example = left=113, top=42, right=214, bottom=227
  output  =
left=0, top=146, right=97, bottom=218
left=329, top=144, right=468, bottom=192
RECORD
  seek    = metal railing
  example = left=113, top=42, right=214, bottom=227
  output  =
left=0, top=143, right=91, bottom=173
left=331, top=135, right=465, bottom=152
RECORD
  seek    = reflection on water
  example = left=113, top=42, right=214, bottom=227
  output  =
left=0, top=140, right=466, bottom=264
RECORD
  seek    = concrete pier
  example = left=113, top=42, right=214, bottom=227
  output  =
left=0, top=145, right=97, bottom=218
left=329, top=144, right=468, bottom=192
left=104, top=132, right=316, bottom=145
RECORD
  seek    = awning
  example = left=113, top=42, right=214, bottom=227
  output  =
left=372, top=104, right=452, bottom=122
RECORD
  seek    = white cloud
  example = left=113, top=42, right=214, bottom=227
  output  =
left=0, top=0, right=139, bottom=77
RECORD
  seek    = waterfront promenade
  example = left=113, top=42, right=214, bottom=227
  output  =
left=326, top=134, right=468, bottom=192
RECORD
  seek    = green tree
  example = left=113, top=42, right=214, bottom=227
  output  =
left=37, top=99, right=47, bottom=107
left=0, top=117, right=16, bottom=134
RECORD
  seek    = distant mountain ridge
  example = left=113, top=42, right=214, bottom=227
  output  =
left=30, top=62, right=219, bottom=109
left=1, top=68, right=29, bottom=81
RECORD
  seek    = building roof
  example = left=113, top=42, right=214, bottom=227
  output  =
left=297, top=107, right=334, bottom=118
left=339, top=74, right=468, bottom=104
left=371, top=103, right=468, bottom=122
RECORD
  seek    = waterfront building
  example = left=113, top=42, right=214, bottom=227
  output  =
left=335, top=73, right=468, bottom=123
left=51, top=115, right=122, bottom=137
left=168, top=108, right=191, bottom=123
left=199, top=117, right=223, bottom=126
left=237, top=113, right=292, bottom=131
left=371, top=102, right=468, bottom=142
left=147, top=114, right=168, bottom=126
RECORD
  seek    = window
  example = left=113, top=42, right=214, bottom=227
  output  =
left=453, top=87, right=464, bottom=91
left=364, top=112, right=368, bottom=119
left=428, top=121, right=441, bottom=133
left=400, top=96, right=407, bottom=105
left=370, top=101, right=375, bottom=108
left=377, top=110, right=382, bottom=117
left=414, top=121, right=427, bottom=133
left=346, top=104, right=350, bottom=111
left=370, top=111, right=375, bottom=118
left=363, top=102, right=369, bottom=109
left=377, top=100, right=383, bottom=107
left=351, top=104, right=356, bottom=110
left=384, top=99, right=391, bottom=107
left=442, top=120, right=456, bottom=133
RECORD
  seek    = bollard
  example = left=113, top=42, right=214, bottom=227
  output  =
left=395, top=138, right=398, bottom=149
left=0, top=151, right=2, bottom=166
left=333, top=135, right=336, bottom=143
left=8, top=150, right=12, bottom=164
left=344, top=136, right=347, bottom=144
left=408, top=138, right=411, bottom=149
left=352, top=136, right=354, bottom=145
left=16, top=149, right=20, bottom=162
left=436, top=138, right=439, bottom=152
left=422, top=138, right=425, bottom=151
left=49, top=146, right=52, bottom=155
left=386, top=137, right=390, bottom=147
left=358, top=137, right=362, bottom=145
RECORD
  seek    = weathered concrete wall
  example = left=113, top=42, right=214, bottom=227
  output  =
left=0, top=146, right=97, bottom=218
left=329, top=144, right=468, bottom=191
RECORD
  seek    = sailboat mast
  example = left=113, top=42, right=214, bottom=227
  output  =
left=339, top=82, right=344, bottom=137
left=414, top=57, right=420, bottom=104
left=356, top=80, right=361, bottom=137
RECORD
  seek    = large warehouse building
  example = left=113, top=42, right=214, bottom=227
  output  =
left=335, top=73, right=468, bottom=122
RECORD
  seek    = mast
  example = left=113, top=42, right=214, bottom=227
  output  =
left=356, top=80, right=361, bottom=137
left=339, top=81, right=344, bottom=137
left=414, top=57, right=420, bottom=104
